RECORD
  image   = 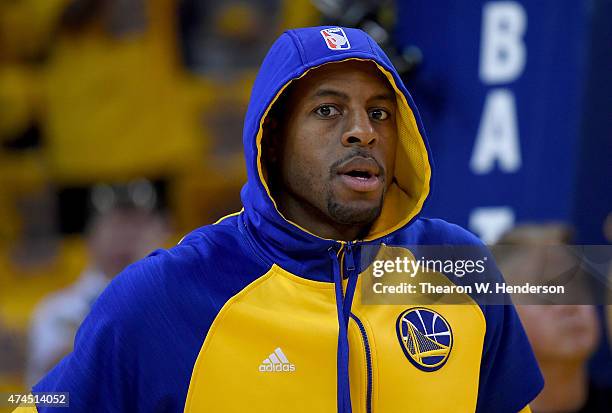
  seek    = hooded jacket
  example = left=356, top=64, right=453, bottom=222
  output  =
left=28, top=27, right=543, bottom=413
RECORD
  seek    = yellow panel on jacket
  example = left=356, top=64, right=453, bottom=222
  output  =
left=350, top=279, right=486, bottom=412
left=184, top=263, right=487, bottom=412
left=185, top=265, right=339, bottom=411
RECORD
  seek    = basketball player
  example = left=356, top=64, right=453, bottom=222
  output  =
left=16, top=27, right=542, bottom=412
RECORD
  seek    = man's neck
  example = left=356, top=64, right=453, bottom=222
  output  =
left=275, top=192, right=368, bottom=241
left=531, top=360, right=588, bottom=413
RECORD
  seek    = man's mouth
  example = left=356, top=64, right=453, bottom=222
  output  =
left=336, top=157, right=383, bottom=193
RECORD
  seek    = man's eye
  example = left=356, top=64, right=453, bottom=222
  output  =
left=315, top=105, right=340, bottom=117
left=370, top=109, right=390, bottom=121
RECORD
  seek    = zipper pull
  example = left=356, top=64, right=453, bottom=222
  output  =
left=345, top=242, right=355, bottom=272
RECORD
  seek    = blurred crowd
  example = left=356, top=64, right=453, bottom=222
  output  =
left=0, top=1, right=610, bottom=412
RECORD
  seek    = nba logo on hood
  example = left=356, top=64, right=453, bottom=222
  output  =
left=320, top=27, right=351, bottom=50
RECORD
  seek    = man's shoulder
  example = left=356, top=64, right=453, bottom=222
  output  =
left=90, top=219, right=269, bottom=333
left=135, top=216, right=261, bottom=282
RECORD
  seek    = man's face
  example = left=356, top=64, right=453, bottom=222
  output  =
left=270, top=60, right=398, bottom=228
left=89, top=207, right=168, bottom=277
left=517, top=305, right=598, bottom=362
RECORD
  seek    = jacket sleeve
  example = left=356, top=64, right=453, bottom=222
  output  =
left=31, top=271, right=139, bottom=413
left=29, top=240, right=225, bottom=413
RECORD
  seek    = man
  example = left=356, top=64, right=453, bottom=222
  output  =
left=18, top=27, right=542, bottom=412
left=497, top=224, right=612, bottom=413
left=26, top=185, right=168, bottom=386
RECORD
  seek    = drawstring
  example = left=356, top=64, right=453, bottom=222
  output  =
left=328, top=244, right=359, bottom=413
left=342, top=245, right=358, bottom=325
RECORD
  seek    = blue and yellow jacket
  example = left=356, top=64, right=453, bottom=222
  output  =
left=26, top=27, right=543, bottom=412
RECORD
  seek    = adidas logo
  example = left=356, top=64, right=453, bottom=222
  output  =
left=258, top=347, right=296, bottom=373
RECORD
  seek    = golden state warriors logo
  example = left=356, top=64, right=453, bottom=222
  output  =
left=396, top=308, right=453, bottom=372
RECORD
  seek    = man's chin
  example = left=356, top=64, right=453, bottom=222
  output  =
left=326, top=199, right=382, bottom=227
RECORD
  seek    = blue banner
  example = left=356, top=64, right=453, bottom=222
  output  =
left=395, top=0, right=590, bottom=242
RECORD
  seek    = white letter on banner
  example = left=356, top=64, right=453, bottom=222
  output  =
left=469, top=207, right=515, bottom=244
left=471, top=89, right=521, bottom=174
left=479, top=2, right=527, bottom=84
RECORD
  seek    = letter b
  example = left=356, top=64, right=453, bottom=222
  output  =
left=479, top=2, right=527, bottom=84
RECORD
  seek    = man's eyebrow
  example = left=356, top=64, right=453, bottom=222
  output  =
left=312, top=88, right=349, bottom=100
left=369, top=92, right=396, bottom=102
left=311, top=89, right=396, bottom=103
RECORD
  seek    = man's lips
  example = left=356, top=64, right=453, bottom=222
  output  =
left=335, top=156, right=383, bottom=193
left=336, top=156, right=380, bottom=177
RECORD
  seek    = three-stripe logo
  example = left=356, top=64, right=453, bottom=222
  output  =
left=258, top=347, right=296, bottom=372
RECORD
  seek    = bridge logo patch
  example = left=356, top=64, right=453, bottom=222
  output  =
left=396, top=308, right=453, bottom=372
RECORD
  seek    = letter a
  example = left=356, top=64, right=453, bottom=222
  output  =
left=471, top=89, right=521, bottom=173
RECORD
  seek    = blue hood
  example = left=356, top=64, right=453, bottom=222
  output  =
left=240, top=26, right=433, bottom=280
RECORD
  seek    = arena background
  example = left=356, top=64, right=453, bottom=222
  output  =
left=0, top=0, right=610, bottom=411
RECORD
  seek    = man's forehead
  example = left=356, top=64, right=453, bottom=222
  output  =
left=293, top=60, right=395, bottom=98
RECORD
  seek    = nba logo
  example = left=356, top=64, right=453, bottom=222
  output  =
left=320, top=28, right=351, bottom=50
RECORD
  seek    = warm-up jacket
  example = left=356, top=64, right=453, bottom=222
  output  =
left=24, top=27, right=543, bottom=412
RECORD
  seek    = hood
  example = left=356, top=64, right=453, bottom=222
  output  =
left=240, top=26, right=433, bottom=279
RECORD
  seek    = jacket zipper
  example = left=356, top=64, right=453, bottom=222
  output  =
left=340, top=242, right=373, bottom=413
left=350, top=313, right=373, bottom=413
left=330, top=242, right=352, bottom=413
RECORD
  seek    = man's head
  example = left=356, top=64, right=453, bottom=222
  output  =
left=264, top=60, right=398, bottom=240
left=87, top=185, right=169, bottom=278
left=516, top=305, right=598, bottom=363
left=87, top=205, right=168, bottom=278
left=496, top=224, right=599, bottom=363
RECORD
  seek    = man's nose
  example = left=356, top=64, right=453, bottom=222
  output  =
left=341, top=110, right=377, bottom=147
